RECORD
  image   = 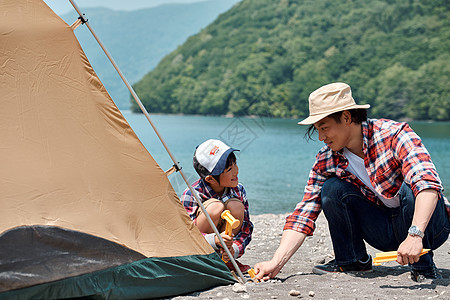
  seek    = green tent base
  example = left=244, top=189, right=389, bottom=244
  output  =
left=0, top=253, right=235, bottom=300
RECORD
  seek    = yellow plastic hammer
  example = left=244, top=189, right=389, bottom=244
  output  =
left=221, top=210, right=240, bottom=262
left=221, top=210, right=240, bottom=236
left=373, top=249, right=430, bottom=266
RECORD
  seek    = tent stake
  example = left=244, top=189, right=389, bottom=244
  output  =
left=67, top=0, right=246, bottom=284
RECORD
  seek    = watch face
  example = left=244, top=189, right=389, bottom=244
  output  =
left=408, top=226, right=423, bottom=237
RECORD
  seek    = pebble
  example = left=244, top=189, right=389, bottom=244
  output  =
left=232, top=283, right=247, bottom=293
left=289, top=289, right=301, bottom=296
left=309, top=291, right=315, bottom=297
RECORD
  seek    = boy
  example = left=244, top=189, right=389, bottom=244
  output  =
left=181, top=139, right=253, bottom=272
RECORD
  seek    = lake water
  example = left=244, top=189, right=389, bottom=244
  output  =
left=122, top=111, right=450, bottom=215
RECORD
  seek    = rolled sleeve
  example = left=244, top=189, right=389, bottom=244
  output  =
left=284, top=162, right=326, bottom=236
left=393, top=124, right=443, bottom=196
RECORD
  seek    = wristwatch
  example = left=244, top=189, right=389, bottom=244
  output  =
left=408, top=225, right=424, bottom=238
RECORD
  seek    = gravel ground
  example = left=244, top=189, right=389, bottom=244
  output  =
left=170, top=213, right=449, bottom=300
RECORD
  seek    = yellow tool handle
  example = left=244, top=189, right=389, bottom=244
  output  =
left=222, top=221, right=232, bottom=262
left=373, top=249, right=430, bottom=265
left=247, top=268, right=260, bottom=282
left=225, top=222, right=232, bottom=236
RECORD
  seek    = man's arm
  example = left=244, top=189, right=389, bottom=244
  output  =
left=254, top=230, right=307, bottom=281
left=396, top=189, right=438, bottom=265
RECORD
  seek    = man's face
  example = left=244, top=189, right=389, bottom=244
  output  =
left=218, top=161, right=239, bottom=188
left=313, top=115, right=352, bottom=152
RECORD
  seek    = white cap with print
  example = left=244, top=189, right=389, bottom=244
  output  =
left=194, top=139, right=239, bottom=176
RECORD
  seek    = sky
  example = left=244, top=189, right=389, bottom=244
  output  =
left=43, top=0, right=209, bottom=15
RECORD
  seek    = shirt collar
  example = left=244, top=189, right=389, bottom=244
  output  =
left=361, top=120, right=370, bottom=154
left=200, top=178, right=230, bottom=199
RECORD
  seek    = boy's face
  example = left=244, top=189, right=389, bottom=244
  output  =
left=217, top=161, right=239, bottom=188
left=314, top=113, right=352, bottom=152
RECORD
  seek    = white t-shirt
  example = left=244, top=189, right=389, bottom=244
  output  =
left=343, top=148, right=400, bottom=208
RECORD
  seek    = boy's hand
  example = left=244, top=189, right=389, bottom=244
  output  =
left=221, top=246, right=235, bottom=262
left=215, top=231, right=233, bottom=248
left=215, top=231, right=234, bottom=260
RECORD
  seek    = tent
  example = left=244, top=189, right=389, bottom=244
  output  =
left=0, top=0, right=235, bottom=298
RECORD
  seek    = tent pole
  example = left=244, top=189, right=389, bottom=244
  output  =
left=68, top=0, right=246, bottom=284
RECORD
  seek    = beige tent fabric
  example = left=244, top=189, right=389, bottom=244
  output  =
left=0, top=0, right=213, bottom=257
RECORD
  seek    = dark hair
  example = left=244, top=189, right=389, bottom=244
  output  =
left=193, top=152, right=237, bottom=181
left=304, top=109, right=368, bottom=141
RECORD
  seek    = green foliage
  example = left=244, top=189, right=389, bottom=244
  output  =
left=132, top=0, right=450, bottom=121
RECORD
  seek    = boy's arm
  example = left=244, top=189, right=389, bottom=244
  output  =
left=232, top=186, right=253, bottom=258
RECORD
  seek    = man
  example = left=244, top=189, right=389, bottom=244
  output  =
left=254, top=82, right=449, bottom=282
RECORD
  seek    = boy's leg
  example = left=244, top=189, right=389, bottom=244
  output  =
left=320, top=177, right=399, bottom=266
left=224, top=198, right=245, bottom=236
left=195, top=199, right=225, bottom=233
left=394, top=183, right=449, bottom=273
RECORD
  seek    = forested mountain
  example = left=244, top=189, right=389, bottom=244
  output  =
left=61, top=0, right=239, bottom=109
left=133, top=0, right=449, bottom=121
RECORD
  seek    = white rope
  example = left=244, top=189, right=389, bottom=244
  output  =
left=67, top=0, right=246, bottom=283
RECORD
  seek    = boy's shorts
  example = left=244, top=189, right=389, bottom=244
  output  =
left=195, top=198, right=241, bottom=228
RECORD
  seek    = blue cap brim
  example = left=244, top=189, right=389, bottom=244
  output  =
left=209, top=148, right=239, bottom=176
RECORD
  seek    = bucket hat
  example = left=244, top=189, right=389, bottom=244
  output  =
left=194, top=139, right=239, bottom=176
left=298, top=82, right=370, bottom=125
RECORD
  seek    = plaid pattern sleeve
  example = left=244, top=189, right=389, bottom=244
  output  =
left=392, top=122, right=443, bottom=195
left=180, top=178, right=205, bottom=220
left=363, top=120, right=443, bottom=197
left=232, top=184, right=253, bottom=258
left=284, top=148, right=335, bottom=236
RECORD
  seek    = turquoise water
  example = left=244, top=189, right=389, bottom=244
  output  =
left=122, top=111, right=450, bottom=215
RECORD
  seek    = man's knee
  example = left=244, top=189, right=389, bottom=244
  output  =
left=321, top=177, right=346, bottom=208
left=398, top=182, right=415, bottom=207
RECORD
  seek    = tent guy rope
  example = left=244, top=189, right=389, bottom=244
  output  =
left=67, top=0, right=246, bottom=283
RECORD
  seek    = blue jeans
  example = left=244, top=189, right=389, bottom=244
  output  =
left=321, top=177, right=450, bottom=270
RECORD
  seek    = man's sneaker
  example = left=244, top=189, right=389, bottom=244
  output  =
left=411, top=263, right=442, bottom=282
left=225, top=260, right=251, bottom=273
left=312, top=255, right=373, bottom=275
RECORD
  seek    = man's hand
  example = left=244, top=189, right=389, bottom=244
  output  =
left=254, top=259, right=282, bottom=281
left=396, top=189, right=438, bottom=265
left=396, top=235, right=423, bottom=265
left=254, top=230, right=307, bottom=281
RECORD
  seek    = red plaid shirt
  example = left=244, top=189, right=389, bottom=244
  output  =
left=285, top=119, right=449, bottom=235
left=181, top=178, right=253, bottom=257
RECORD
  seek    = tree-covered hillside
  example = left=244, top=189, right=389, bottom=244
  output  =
left=132, top=0, right=449, bottom=121
left=61, top=0, right=239, bottom=109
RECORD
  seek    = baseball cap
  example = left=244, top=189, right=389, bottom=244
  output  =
left=194, top=139, right=239, bottom=176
